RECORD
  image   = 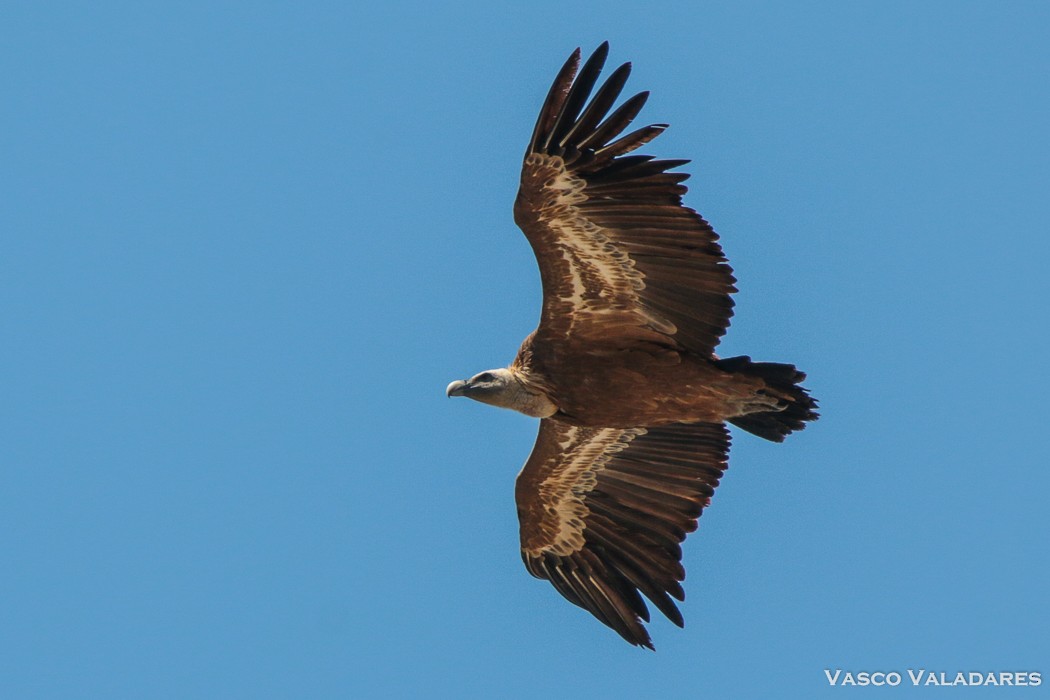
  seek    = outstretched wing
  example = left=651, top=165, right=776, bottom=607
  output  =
left=515, top=419, right=730, bottom=649
left=514, top=43, right=736, bottom=356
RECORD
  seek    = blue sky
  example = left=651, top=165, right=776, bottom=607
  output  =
left=2, top=2, right=1048, bottom=698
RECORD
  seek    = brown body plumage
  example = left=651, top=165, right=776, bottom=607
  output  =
left=446, top=43, right=818, bottom=649
left=515, top=335, right=774, bottom=428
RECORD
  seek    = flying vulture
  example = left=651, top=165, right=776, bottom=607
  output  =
left=446, top=43, right=818, bottom=649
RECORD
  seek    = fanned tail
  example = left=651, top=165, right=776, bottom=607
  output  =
left=717, top=356, right=819, bottom=442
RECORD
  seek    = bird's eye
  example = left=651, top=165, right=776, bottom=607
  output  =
left=476, top=372, right=495, bottom=383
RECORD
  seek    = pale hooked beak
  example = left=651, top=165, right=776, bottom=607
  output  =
left=446, top=380, right=468, bottom=397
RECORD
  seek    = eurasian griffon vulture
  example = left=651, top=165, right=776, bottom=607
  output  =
left=447, top=43, right=818, bottom=649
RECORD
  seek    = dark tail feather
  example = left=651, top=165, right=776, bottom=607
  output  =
left=716, top=356, right=819, bottom=443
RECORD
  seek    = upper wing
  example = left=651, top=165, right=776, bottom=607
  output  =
left=515, top=419, right=729, bottom=649
left=514, top=43, right=736, bottom=356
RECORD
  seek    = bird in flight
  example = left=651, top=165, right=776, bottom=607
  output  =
left=446, top=43, right=818, bottom=649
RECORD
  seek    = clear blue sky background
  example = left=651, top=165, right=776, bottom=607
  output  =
left=2, top=2, right=1048, bottom=698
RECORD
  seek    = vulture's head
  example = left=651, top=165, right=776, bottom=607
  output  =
left=446, top=369, right=516, bottom=405
left=446, top=368, right=557, bottom=418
